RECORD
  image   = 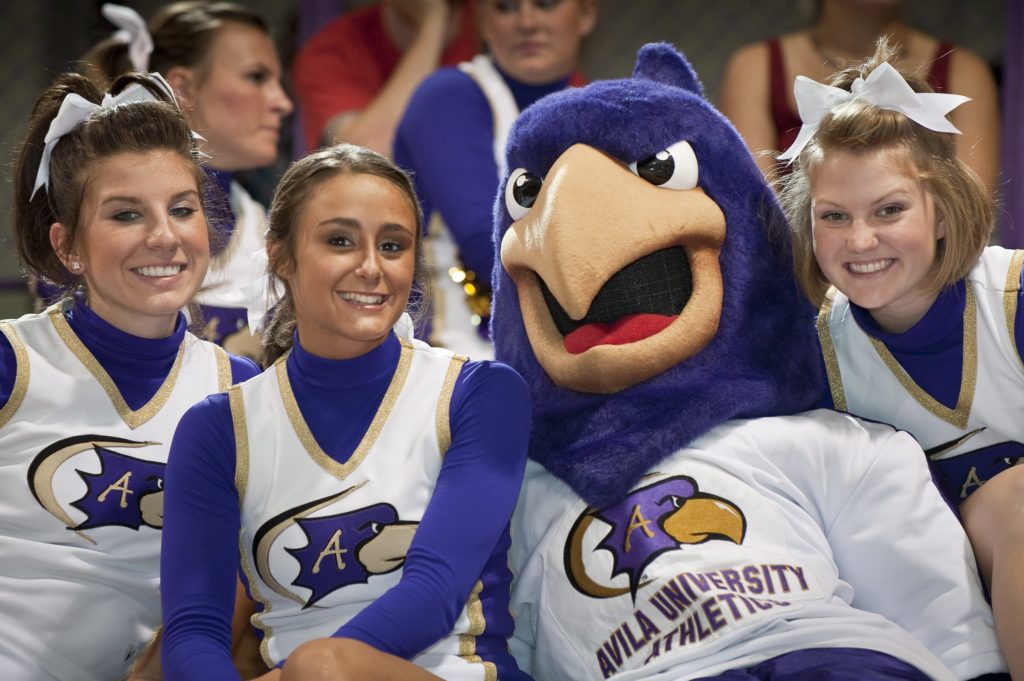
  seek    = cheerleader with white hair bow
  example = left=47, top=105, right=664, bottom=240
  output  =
left=0, top=71, right=260, bottom=681
left=779, top=38, right=1024, bottom=679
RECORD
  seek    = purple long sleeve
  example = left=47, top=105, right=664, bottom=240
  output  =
left=160, top=333, right=530, bottom=679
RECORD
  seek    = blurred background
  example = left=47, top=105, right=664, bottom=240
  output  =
left=0, top=0, right=1009, bottom=318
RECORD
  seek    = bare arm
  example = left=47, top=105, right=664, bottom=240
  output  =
left=325, top=0, right=453, bottom=155
left=946, top=48, right=1001, bottom=194
left=720, top=41, right=780, bottom=180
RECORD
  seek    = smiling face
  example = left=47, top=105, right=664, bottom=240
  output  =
left=479, top=0, right=596, bottom=85
left=280, top=173, right=417, bottom=360
left=54, top=150, right=209, bottom=338
left=811, top=147, right=945, bottom=333
left=178, top=21, right=292, bottom=171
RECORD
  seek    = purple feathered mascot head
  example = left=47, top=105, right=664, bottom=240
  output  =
left=490, top=43, right=822, bottom=508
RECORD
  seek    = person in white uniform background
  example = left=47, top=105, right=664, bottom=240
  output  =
left=394, top=0, right=597, bottom=359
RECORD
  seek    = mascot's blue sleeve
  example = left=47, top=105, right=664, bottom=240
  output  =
left=393, top=68, right=499, bottom=281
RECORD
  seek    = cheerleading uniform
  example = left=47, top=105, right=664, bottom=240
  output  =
left=0, top=300, right=257, bottom=681
left=194, top=169, right=268, bottom=357
left=817, top=247, right=1024, bottom=505
left=161, top=332, right=532, bottom=680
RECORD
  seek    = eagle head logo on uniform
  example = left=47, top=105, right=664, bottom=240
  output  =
left=254, top=487, right=418, bottom=608
left=28, top=434, right=164, bottom=543
left=567, top=475, right=745, bottom=601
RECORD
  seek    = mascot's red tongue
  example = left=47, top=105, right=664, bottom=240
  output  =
left=564, top=313, right=677, bottom=354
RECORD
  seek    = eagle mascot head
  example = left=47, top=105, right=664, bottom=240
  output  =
left=491, top=43, right=822, bottom=508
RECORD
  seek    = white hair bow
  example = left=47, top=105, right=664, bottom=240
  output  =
left=31, top=73, right=178, bottom=200
left=777, top=61, right=970, bottom=162
left=102, top=3, right=153, bottom=72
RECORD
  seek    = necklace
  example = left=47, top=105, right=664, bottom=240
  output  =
left=808, top=28, right=908, bottom=72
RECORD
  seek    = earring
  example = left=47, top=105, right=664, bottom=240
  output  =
left=70, top=260, right=81, bottom=272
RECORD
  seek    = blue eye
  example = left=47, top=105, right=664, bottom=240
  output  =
left=113, top=210, right=141, bottom=223
left=169, top=206, right=197, bottom=219
left=629, top=140, right=699, bottom=191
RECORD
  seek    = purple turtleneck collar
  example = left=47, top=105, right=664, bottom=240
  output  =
left=849, top=280, right=966, bottom=353
left=286, top=331, right=401, bottom=392
left=65, top=298, right=187, bottom=410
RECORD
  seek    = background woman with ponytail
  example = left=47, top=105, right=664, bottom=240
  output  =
left=0, top=71, right=258, bottom=680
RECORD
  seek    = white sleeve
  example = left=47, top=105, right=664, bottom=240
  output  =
left=823, top=417, right=1006, bottom=680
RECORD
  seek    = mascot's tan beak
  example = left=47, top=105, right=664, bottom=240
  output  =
left=662, top=495, right=745, bottom=545
left=501, top=144, right=727, bottom=394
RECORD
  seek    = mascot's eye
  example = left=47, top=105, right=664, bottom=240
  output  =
left=628, top=140, right=699, bottom=190
left=369, top=522, right=383, bottom=535
left=669, top=495, right=684, bottom=509
left=504, top=167, right=543, bottom=220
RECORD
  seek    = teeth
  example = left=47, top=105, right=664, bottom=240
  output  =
left=848, top=259, right=893, bottom=274
left=341, top=292, right=386, bottom=305
left=136, top=265, right=183, bottom=277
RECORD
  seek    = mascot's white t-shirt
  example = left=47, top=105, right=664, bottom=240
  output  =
left=510, top=410, right=1004, bottom=681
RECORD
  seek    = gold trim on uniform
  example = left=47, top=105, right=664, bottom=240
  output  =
left=50, top=308, right=186, bottom=430
left=237, top=533, right=276, bottom=668
left=435, top=354, right=468, bottom=457
left=1004, top=250, right=1024, bottom=369
left=867, top=286, right=977, bottom=429
left=0, top=322, right=29, bottom=428
left=232, top=354, right=282, bottom=666
left=125, top=624, right=162, bottom=679
left=229, top=386, right=249, bottom=504
left=215, top=345, right=233, bottom=391
left=816, top=288, right=847, bottom=411
left=458, top=581, right=497, bottom=681
left=276, top=340, right=413, bottom=480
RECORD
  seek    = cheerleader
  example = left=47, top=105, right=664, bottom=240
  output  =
left=0, top=71, right=259, bottom=680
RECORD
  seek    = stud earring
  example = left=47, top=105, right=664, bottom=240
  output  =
left=70, top=260, right=81, bottom=272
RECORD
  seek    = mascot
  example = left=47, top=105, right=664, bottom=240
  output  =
left=491, top=44, right=1006, bottom=681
